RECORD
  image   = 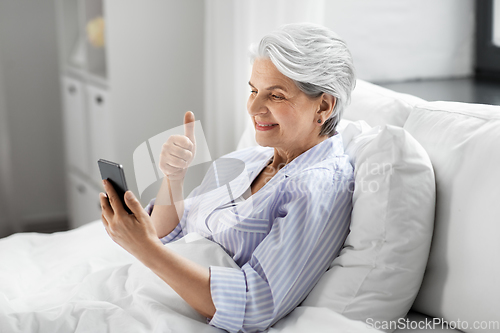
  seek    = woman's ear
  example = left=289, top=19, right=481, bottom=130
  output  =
left=316, top=94, right=336, bottom=124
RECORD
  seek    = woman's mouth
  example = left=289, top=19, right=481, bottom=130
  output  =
left=255, top=121, right=278, bottom=131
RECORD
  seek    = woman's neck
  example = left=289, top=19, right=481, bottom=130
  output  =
left=271, top=135, right=328, bottom=169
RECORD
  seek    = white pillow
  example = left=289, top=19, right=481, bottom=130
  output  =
left=343, top=80, right=425, bottom=127
left=404, top=102, right=500, bottom=333
left=302, top=121, right=436, bottom=332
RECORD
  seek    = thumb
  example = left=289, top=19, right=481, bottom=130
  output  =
left=184, top=111, right=196, bottom=144
left=125, top=191, right=148, bottom=218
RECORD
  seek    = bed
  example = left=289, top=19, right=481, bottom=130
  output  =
left=0, top=221, right=380, bottom=333
left=0, top=80, right=441, bottom=332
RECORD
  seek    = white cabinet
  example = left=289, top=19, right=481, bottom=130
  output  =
left=67, top=173, right=101, bottom=229
left=87, top=84, right=114, bottom=181
left=61, top=75, right=108, bottom=228
left=61, top=76, right=90, bottom=174
left=56, top=0, right=109, bottom=228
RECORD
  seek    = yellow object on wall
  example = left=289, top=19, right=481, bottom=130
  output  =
left=87, top=17, right=105, bottom=48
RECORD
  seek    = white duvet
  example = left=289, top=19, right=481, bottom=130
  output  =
left=0, top=221, right=377, bottom=333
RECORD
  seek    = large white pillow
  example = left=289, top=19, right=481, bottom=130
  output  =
left=302, top=120, right=435, bottom=332
left=343, top=79, right=425, bottom=127
left=404, top=102, right=500, bottom=333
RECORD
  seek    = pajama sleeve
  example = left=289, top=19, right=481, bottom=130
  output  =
left=144, top=184, right=202, bottom=244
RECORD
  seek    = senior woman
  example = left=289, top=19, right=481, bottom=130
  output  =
left=100, top=23, right=356, bottom=332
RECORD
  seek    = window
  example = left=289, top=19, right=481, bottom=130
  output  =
left=476, top=0, right=500, bottom=78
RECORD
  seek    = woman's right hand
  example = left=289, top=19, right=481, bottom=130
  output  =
left=159, top=111, right=196, bottom=182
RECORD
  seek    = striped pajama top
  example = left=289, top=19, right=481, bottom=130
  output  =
left=146, top=134, right=354, bottom=333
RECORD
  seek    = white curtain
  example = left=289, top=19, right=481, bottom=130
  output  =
left=203, top=0, right=474, bottom=158
left=204, top=0, right=326, bottom=159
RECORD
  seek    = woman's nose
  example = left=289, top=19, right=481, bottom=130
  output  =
left=247, top=94, right=268, bottom=116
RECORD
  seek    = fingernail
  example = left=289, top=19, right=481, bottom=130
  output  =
left=102, top=179, right=107, bottom=186
left=126, top=191, right=134, bottom=200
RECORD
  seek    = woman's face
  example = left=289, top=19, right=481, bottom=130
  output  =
left=247, top=58, right=324, bottom=156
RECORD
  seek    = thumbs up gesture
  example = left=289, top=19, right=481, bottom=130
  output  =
left=159, top=111, right=196, bottom=181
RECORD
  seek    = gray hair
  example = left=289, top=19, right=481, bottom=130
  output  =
left=250, top=23, right=356, bottom=137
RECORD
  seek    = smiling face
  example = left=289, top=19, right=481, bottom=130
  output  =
left=247, top=58, right=328, bottom=160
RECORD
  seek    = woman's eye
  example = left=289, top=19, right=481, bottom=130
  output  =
left=250, top=90, right=257, bottom=94
left=271, top=94, right=284, bottom=100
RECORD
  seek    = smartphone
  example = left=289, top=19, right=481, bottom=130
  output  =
left=97, top=159, right=132, bottom=214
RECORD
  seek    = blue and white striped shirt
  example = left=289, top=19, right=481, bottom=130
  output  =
left=148, top=134, right=354, bottom=332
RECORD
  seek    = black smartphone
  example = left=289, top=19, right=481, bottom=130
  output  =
left=97, top=159, right=132, bottom=214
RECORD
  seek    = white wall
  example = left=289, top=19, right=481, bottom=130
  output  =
left=0, top=47, right=15, bottom=236
left=324, top=0, right=475, bottom=83
left=0, top=0, right=66, bottom=235
left=105, top=0, right=205, bottom=203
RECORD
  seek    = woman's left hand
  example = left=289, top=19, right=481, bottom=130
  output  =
left=100, top=180, right=163, bottom=260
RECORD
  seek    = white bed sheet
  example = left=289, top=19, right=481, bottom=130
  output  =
left=0, top=221, right=379, bottom=333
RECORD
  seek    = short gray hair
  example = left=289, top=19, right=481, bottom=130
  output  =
left=250, top=23, right=356, bottom=137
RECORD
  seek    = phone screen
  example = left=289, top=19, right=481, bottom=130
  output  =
left=97, top=159, right=132, bottom=214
